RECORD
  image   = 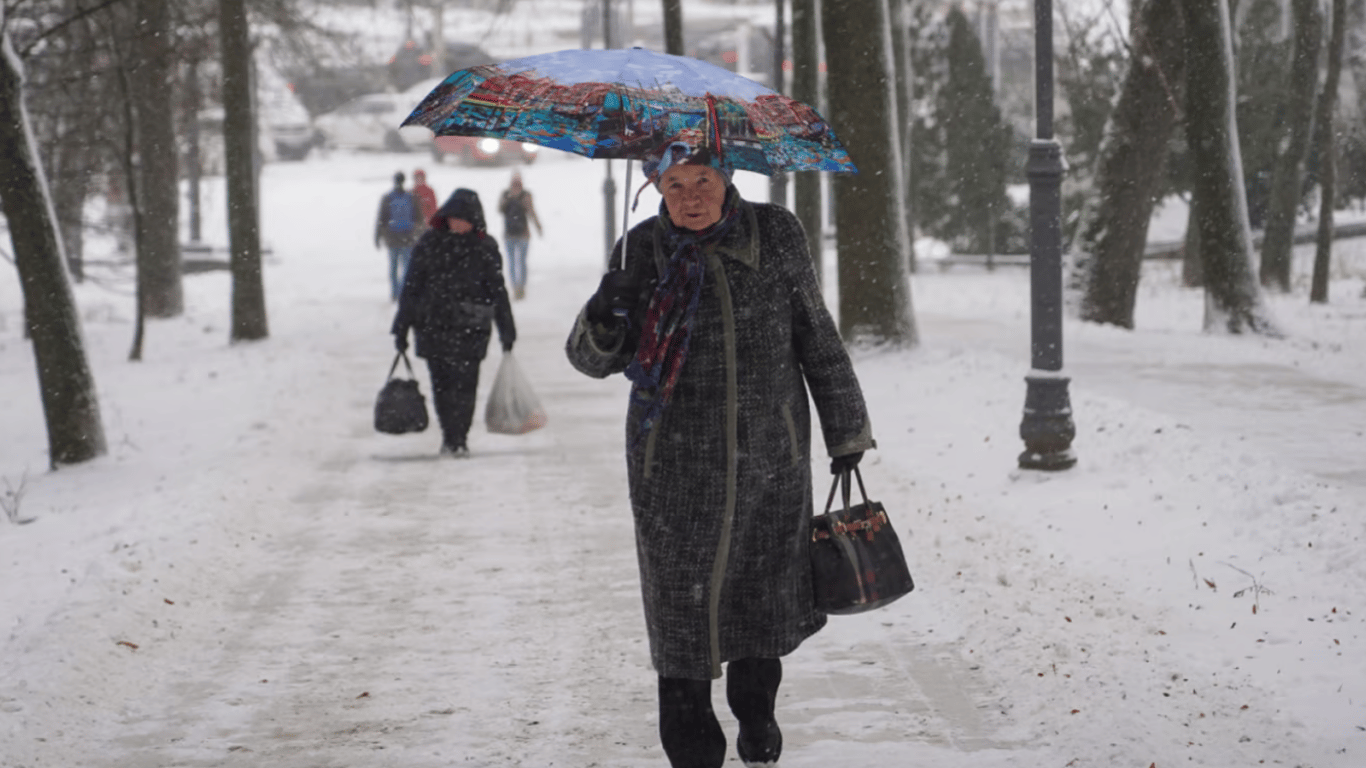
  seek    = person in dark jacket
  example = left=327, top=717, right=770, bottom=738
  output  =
left=565, top=141, right=875, bottom=768
left=375, top=171, right=424, bottom=302
left=393, top=188, right=516, bottom=457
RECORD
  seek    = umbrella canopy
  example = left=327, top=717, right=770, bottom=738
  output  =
left=402, top=47, right=857, bottom=177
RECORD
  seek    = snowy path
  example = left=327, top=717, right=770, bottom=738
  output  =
left=10, top=293, right=1021, bottom=768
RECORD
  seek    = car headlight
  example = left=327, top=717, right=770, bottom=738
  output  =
left=521, top=143, right=540, bottom=154
left=477, top=138, right=500, bottom=154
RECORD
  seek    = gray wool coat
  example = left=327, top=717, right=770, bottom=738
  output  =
left=565, top=192, right=875, bottom=680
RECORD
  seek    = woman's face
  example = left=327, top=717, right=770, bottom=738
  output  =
left=448, top=217, right=473, bottom=234
left=660, top=164, right=727, bottom=231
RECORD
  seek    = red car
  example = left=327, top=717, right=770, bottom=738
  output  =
left=432, top=135, right=539, bottom=166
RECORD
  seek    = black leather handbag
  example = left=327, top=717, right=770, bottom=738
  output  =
left=810, top=467, right=914, bottom=615
left=374, top=352, right=429, bottom=435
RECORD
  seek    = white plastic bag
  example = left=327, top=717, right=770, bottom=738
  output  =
left=484, top=352, right=548, bottom=434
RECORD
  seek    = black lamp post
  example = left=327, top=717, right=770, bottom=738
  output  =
left=1018, top=0, right=1077, bottom=471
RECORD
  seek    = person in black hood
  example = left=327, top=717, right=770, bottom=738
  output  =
left=392, top=188, right=516, bottom=456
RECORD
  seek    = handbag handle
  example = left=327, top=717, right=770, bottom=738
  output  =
left=387, top=350, right=417, bottom=380
left=822, top=465, right=871, bottom=515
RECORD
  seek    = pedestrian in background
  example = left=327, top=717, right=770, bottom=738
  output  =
left=392, top=188, right=516, bottom=457
left=375, top=171, right=423, bottom=302
left=412, top=168, right=438, bottom=225
left=497, top=171, right=542, bottom=300
left=565, top=141, right=875, bottom=768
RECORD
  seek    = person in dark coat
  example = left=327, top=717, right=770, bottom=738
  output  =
left=393, top=188, right=515, bottom=457
left=565, top=142, right=875, bottom=768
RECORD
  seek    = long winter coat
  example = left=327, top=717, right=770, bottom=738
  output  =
left=565, top=190, right=875, bottom=680
left=392, top=190, right=515, bottom=359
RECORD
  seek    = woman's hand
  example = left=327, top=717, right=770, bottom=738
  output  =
left=586, top=270, right=638, bottom=325
left=829, top=451, right=863, bottom=475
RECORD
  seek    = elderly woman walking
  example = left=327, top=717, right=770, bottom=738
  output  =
left=565, top=142, right=875, bottom=768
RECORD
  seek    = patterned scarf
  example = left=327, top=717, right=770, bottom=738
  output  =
left=624, top=192, right=743, bottom=446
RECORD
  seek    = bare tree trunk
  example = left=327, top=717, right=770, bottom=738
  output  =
left=661, top=0, right=683, bottom=55
left=185, top=55, right=204, bottom=244
left=1183, top=0, right=1278, bottom=334
left=822, top=0, right=915, bottom=345
left=1260, top=0, right=1323, bottom=291
left=792, top=0, right=823, bottom=285
left=101, top=8, right=148, bottom=361
left=1079, top=0, right=1186, bottom=328
left=130, top=0, right=183, bottom=318
left=1350, top=0, right=1366, bottom=119
left=0, top=30, right=107, bottom=468
left=50, top=126, right=93, bottom=283
left=1182, top=193, right=1204, bottom=286
left=891, top=0, right=916, bottom=272
left=221, top=0, right=269, bottom=341
left=1310, top=0, right=1347, bottom=303
left=23, top=0, right=98, bottom=285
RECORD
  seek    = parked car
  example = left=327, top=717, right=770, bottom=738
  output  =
left=257, top=58, right=317, bottom=161
left=270, top=119, right=317, bottom=161
left=190, top=108, right=274, bottom=174
left=388, top=39, right=495, bottom=92
left=397, top=78, right=539, bottom=167
left=432, top=135, right=540, bottom=166
left=313, top=92, right=429, bottom=152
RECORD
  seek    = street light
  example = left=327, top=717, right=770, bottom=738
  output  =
left=1018, top=0, right=1077, bottom=471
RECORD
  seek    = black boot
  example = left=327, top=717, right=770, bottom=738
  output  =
left=658, top=676, right=726, bottom=768
left=727, top=658, right=783, bottom=766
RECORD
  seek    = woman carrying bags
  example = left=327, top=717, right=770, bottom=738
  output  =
left=393, top=188, right=516, bottom=457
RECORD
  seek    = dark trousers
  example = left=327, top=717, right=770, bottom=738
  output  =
left=658, top=658, right=782, bottom=768
left=425, top=356, right=481, bottom=449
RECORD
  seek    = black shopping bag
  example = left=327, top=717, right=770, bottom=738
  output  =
left=810, top=466, right=914, bottom=615
left=374, top=352, right=429, bottom=434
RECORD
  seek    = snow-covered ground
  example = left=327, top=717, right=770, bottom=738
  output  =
left=2, top=148, right=1364, bottom=767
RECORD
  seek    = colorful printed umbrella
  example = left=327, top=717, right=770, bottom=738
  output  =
left=401, top=47, right=857, bottom=177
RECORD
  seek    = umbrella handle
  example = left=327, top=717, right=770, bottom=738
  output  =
left=608, top=160, right=634, bottom=325
left=619, top=159, right=632, bottom=271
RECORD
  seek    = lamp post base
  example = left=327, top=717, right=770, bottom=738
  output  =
left=1019, top=373, right=1077, bottom=471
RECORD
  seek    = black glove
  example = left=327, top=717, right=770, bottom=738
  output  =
left=394, top=333, right=408, bottom=353
left=585, top=270, right=639, bottom=325
left=830, top=451, right=864, bottom=475
left=502, top=339, right=514, bottom=353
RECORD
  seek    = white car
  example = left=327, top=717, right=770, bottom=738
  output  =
left=398, top=78, right=539, bottom=167
left=257, top=57, right=317, bottom=161
left=313, top=92, right=429, bottom=152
